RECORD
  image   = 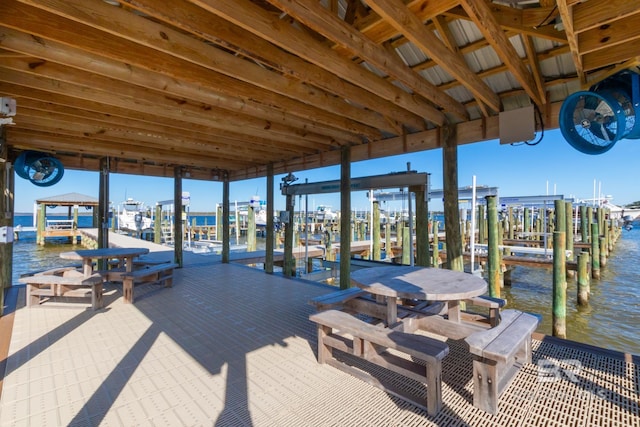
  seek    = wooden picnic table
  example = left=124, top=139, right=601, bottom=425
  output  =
left=60, top=247, right=150, bottom=278
left=351, top=265, right=487, bottom=327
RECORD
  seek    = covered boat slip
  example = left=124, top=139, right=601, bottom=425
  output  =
left=1, top=261, right=638, bottom=426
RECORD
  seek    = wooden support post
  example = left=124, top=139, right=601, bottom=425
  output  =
left=154, top=204, right=161, bottom=244
left=402, top=226, right=411, bottom=265
left=216, top=204, right=223, bottom=242
left=284, top=193, right=295, bottom=276
left=173, top=167, right=183, bottom=268
left=486, top=195, right=500, bottom=298
left=0, top=149, right=14, bottom=315
left=580, top=205, right=588, bottom=243
left=478, top=204, right=485, bottom=245
left=324, top=229, right=334, bottom=261
left=222, top=173, right=230, bottom=264
left=508, top=206, right=514, bottom=240
left=565, top=201, right=574, bottom=278
left=266, top=163, right=274, bottom=274
left=432, top=221, right=439, bottom=268
left=37, top=203, right=45, bottom=245
left=577, top=251, right=590, bottom=306
left=385, top=222, right=391, bottom=261
left=591, top=222, right=600, bottom=279
left=553, top=231, right=567, bottom=339
left=247, top=205, right=256, bottom=252
left=523, top=207, right=530, bottom=239
left=603, top=220, right=610, bottom=259
left=442, top=124, right=463, bottom=271
left=340, top=145, right=351, bottom=289
left=372, top=200, right=381, bottom=261
left=413, top=184, right=429, bottom=267
left=599, top=236, right=607, bottom=268
left=72, top=205, right=79, bottom=244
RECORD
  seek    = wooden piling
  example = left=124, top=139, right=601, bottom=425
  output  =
left=373, top=200, right=381, bottom=261
left=565, top=201, right=574, bottom=278
left=553, top=231, right=567, bottom=338
left=402, top=226, right=411, bottom=265
left=591, top=222, right=600, bottom=279
left=432, top=221, right=439, bottom=268
left=247, top=205, right=256, bottom=252
left=599, top=236, right=607, bottom=268
left=580, top=205, right=588, bottom=243
left=486, top=195, right=500, bottom=298
left=577, top=251, right=590, bottom=306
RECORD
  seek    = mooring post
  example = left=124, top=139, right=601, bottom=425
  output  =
left=565, top=201, right=574, bottom=278
left=385, top=222, right=391, bottom=261
left=553, top=230, right=567, bottom=338
left=432, top=221, right=439, bottom=268
left=373, top=200, right=381, bottom=261
left=402, top=226, right=411, bottom=265
left=580, top=205, right=588, bottom=243
left=577, top=251, right=590, bottom=306
left=508, top=206, right=514, bottom=240
left=591, top=222, right=600, bottom=279
left=523, top=207, right=530, bottom=240
left=247, top=204, right=256, bottom=252
left=478, top=204, right=485, bottom=245
left=486, top=195, right=500, bottom=298
left=154, top=204, right=161, bottom=244
left=599, top=236, right=607, bottom=268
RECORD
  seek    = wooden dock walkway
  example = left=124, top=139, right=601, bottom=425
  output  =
left=1, top=262, right=637, bottom=426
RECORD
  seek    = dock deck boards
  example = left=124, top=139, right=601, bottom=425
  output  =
left=2, top=256, right=638, bottom=426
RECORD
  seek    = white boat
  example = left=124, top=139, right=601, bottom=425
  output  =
left=117, top=198, right=153, bottom=232
left=316, top=205, right=338, bottom=222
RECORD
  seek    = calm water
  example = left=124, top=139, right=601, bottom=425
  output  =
left=10, top=215, right=640, bottom=355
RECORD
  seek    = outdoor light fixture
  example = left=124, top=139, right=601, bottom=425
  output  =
left=280, top=172, right=298, bottom=190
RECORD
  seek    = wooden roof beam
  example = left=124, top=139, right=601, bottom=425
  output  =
left=120, top=0, right=422, bottom=133
left=4, top=1, right=383, bottom=139
left=459, top=0, right=542, bottom=107
left=266, top=0, right=467, bottom=121
left=557, top=0, right=585, bottom=84
left=187, top=0, right=444, bottom=126
left=16, top=97, right=312, bottom=156
left=365, top=0, right=502, bottom=114
left=0, top=27, right=372, bottom=143
left=9, top=130, right=251, bottom=170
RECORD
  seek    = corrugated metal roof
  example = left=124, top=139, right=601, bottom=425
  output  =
left=36, top=193, right=99, bottom=205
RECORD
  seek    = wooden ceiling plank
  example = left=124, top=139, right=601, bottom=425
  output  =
left=4, top=84, right=319, bottom=156
left=17, top=100, right=306, bottom=156
left=364, top=0, right=502, bottom=113
left=459, top=0, right=542, bottom=107
left=12, top=0, right=386, bottom=138
left=16, top=109, right=283, bottom=162
left=187, top=0, right=442, bottom=125
left=0, top=75, right=334, bottom=157
left=266, top=0, right=467, bottom=121
left=556, top=0, right=585, bottom=84
left=0, top=62, right=338, bottom=150
left=15, top=116, right=276, bottom=165
left=120, top=0, right=422, bottom=133
left=582, top=42, right=640, bottom=72
left=9, top=129, right=250, bottom=169
left=573, top=0, right=640, bottom=33
left=0, top=27, right=372, bottom=143
left=577, top=14, right=640, bottom=56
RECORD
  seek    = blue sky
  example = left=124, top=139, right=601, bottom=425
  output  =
left=13, top=128, right=640, bottom=214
